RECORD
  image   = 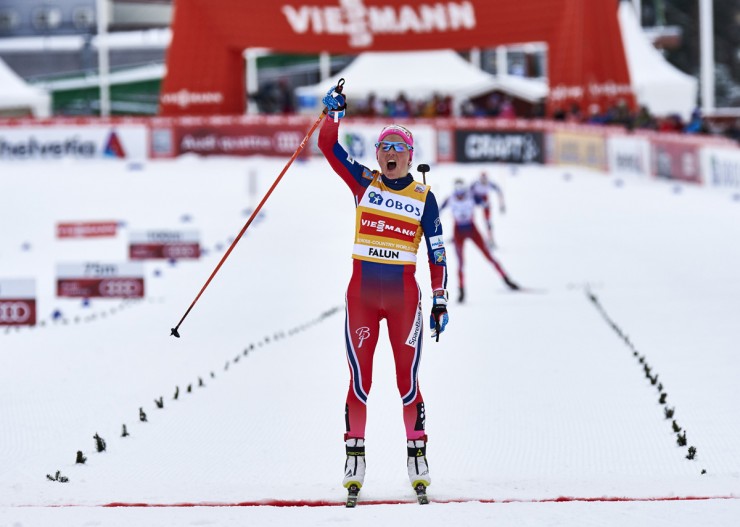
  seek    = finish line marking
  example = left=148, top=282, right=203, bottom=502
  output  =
left=27, top=495, right=740, bottom=508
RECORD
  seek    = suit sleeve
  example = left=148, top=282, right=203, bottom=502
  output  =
left=318, top=117, right=374, bottom=202
left=420, top=191, right=448, bottom=292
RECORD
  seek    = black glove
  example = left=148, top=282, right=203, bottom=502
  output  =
left=429, top=290, right=449, bottom=341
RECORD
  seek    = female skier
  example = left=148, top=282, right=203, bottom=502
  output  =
left=319, top=83, right=448, bottom=503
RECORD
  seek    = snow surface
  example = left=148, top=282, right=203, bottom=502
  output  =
left=1, top=154, right=739, bottom=526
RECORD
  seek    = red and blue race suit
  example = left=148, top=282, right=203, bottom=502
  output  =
left=441, top=189, right=508, bottom=290
left=319, top=118, right=447, bottom=441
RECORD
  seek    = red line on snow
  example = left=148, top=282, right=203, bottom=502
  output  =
left=34, top=495, right=739, bottom=508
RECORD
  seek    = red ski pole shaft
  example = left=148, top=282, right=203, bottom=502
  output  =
left=170, top=110, right=328, bottom=338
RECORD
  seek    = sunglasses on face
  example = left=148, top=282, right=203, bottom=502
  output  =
left=375, top=141, right=413, bottom=152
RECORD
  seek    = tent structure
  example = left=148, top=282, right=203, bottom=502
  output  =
left=293, top=49, right=547, bottom=115
left=619, top=0, right=698, bottom=120
left=0, top=57, right=51, bottom=118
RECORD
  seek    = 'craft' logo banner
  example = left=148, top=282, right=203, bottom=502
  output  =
left=455, top=130, right=544, bottom=164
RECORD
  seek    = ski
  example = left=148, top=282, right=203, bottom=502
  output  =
left=346, top=484, right=360, bottom=508
left=414, top=483, right=429, bottom=505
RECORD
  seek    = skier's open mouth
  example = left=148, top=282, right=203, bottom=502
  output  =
left=387, top=160, right=397, bottom=170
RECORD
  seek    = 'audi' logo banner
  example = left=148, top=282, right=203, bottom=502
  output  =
left=57, top=278, right=145, bottom=299
left=129, top=230, right=201, bottom=260
left=455, top=130, right=545, bottom=164
left=0, top=299, right=36, bottom=326
left=55, top=262, right=145, bottom=298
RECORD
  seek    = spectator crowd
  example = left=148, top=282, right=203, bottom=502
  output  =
left=254, top=80, right=739, bottom=143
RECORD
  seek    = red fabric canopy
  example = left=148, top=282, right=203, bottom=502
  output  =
left=160, top=0, right=633, bottom=116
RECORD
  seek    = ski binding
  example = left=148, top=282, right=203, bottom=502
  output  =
left=346, top=483, right=360, bottom=508
left=414, top=482, right=429, bottom=505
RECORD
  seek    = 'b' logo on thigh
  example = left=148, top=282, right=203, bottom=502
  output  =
left=355, top=327, right=370, bottom=348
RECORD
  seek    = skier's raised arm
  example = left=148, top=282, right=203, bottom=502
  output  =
left=318, top=86, right=377, bottom=203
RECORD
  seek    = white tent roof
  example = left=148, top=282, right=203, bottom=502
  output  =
left=0, top=57, right=51, bottom=118
left=619, top=1, right=698, bottom=120
left=467, top=73, right=548, bottom=104
left=294, top=49, right=547, bottom=112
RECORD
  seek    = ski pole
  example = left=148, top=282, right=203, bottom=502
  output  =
left=418, top=164, right=444, bottom=341
left=170, top=79, right=345, bottom=338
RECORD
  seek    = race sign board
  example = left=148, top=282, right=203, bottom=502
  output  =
left=129, top=230, right=201, bottom=260
left=56, top=262, right=145, bottom=298
left=0, top=279, right=36, bottom=326
left=57, top=221, right=119, bottom=239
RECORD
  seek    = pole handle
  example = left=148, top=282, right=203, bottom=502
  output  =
left=417, top=163, right=430, bottom=185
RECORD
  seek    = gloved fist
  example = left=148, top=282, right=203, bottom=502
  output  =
left=429, top=289, right=449, bottom=341
left=322, top=85, right=346, bottom=120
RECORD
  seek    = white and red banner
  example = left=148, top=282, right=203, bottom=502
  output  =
left=129, top=230, right=201, bottom=260
left=0, top=279, right=36, bottom=326
left=57, top=221, right=119, bottom=239
left=700, top=146, right=740, bottom=191
left=56, top=262, right=145, bottom=298
left=607, top=135, right=651, bottom=177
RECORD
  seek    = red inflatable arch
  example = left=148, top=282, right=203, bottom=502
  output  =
left=160, top=0, right=634, bottom=116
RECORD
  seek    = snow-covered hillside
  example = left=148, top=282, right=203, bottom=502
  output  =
left=1, top=156, right=738, bottom=526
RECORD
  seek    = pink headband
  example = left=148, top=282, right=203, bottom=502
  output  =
left=376, top=124, right=414, bottom=161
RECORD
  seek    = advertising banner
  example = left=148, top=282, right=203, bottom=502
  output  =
left=607, top=135, right=651, bottom=177
left=0, top=125, right=148, bottom=161
left=129, top=230, right=201, bottom=260
left=650, top=138, right=701, bottom=183
left=454, top=130, right=545, bottom=164
left=550, top=130, right=607, bottom=171
left=436, top=126, right=455, bottom=164
left=700, top=147, right=740, bottom=190
left=56, top=262, right=145, bottom=298
left=57, top=221, right=119, bottom=239
left=0, top=279, right=36, bottom=326
left=155, top=121, right=313, bottom=158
